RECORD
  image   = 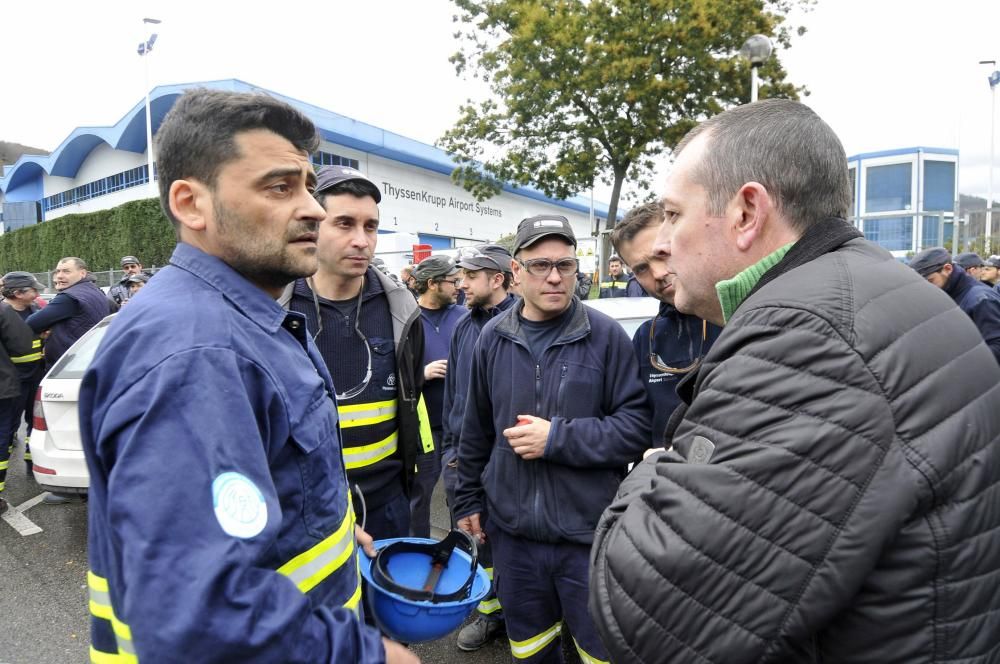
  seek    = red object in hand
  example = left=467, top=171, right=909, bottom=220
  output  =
left=517, top=417, right=532, bottom=426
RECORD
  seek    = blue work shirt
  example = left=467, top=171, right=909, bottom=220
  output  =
left=79, top=243, right=384, bottom=663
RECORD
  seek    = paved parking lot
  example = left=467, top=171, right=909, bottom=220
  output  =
left=0, top=440, right=511, bottom=664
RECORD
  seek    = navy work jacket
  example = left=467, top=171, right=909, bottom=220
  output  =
left=79, top=243, right=383, bottom=663
left=946, top=265, right=1000, bottom=365
left=441, top=293, right=518, bottom=453
left=454, top=298, right=651, bottom=545
left=633, top=301, right=723, bottom=446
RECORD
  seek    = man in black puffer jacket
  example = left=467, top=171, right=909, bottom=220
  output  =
left=589, top=99, right=1000, bottom=663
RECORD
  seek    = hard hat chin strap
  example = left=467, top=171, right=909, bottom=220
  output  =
left=371, top=530, right=479, bottom=603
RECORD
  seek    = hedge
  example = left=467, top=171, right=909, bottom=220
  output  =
left=0, top=197, right=176, bottom=274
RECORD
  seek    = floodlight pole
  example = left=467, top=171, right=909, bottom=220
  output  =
left=140, top=18, right=162, bottom=192
left=986, top=64, right=999, bottom=254
left=741, top=35, right=773, bottom=104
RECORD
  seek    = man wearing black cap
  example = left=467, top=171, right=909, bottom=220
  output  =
left=454, top=214, right=650, bottom=663
left=281, top=165, right=425, bottom=545
left=954, top=251, right=986, bottom=281
left=910, top=246, right=1000, bottom=364
left=980, top=255, right=1000, bottom=289
left=0, top=275, right=37, bottom=514
left=1, top=272, right=47, bottom=476
left=408, top=255, right=465, bottom=538
left=109, top=256, right=150, bottom=306
left=440, top=244, right=517, bottom=650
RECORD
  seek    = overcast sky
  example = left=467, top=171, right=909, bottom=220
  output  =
left=2, top=0, right=998, bottom=202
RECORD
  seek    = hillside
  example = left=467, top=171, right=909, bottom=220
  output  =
left=0, top=140, right=50, bottom=169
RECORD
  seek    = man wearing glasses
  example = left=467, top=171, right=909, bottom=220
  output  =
left=409, top=255, right=466, bottom=537
left=454, top=215, right=650, bottom=663
left=611, top=202, right=722, bottom=447
left=282, top=165, right=425, bottom=544
left=441, top=243, right=517, bottom=651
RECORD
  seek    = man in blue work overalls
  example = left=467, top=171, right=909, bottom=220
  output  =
left=79, top=89, right=417, bottom=664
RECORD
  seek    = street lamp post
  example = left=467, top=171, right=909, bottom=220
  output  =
left=982, top=60, right=999, bottom=254
left=139, top=18, right=161, bottom=191
left=741, top=35, right=773, bottom=103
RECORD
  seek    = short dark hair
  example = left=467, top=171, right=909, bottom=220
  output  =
left=156, top=89, right=320, bottom=228
left=478, top=268, right=512, bottom=290
left=316, top=179, right=381, bottom=209
left=58, top=257, right=87, bottom=271
left=675, top=99, right=851, bottom=232
left=610, top=202, right=665, bottom=257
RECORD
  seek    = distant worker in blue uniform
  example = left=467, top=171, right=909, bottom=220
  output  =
left=79, top=89, right=416, bottom=663
left=611, top=202, right=722, bottom=447
left=598, top=255, right=629, bottom=298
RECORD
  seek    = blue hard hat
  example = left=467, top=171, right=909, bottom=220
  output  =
left=360, top=530, right=491, bottom=643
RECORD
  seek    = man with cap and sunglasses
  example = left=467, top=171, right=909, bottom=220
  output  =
left=454, top=214, right=650, bottom=663
left=408, top=255, right=465, bottom=538
left=281, top=165, right=426, bottom=545
left=440, top=243, right=517, bottom=651
left=610, top=203, right=722, bottom=448
left=109, top=256, right=151, bottom=306
left=909, top=246, right=1000, bottom=364
left=1, top=272, right=47, bottom=478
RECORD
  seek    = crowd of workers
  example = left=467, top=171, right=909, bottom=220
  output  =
left=1, top=88, right=998, bottom=664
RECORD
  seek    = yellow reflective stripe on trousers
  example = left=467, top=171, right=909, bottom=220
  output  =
left=338, top=399, right=397, bottom=428
left=510, top=622, right=562, bottom=659
left=277, top=506, right=356, bottom=594
left=477, top=567, right=500, bottom=613
left=573, top=638, right=610, bottom=664
left=343, top=431, right=398, bottom=470
left=88, top=571, right=138, bottom=663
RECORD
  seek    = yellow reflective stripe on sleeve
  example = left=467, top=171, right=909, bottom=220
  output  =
left=88, top=571, right=137, bottom=662
left=573, top=638, right=609, bottom=664
left=337, top=399, right=397, bottom=428
left=416, top=396, right=434, bottom=453
left=510, top=622, right=562, bottom=659
left=342, top=431, right=398, bottom=470
left=0, top=459, right=9, bottom=470
left=10, top=352, right=43, bottom=364
left=277, top=506, right=356, bottom=594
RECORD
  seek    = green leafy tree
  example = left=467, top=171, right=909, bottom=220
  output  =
left=440, top=0, right=809, bottom=230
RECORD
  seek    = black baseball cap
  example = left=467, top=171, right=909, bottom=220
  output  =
left=2, top=271, right=45, bottom=290
left=126, top=273, right=150, bottom=285
left=512, top=215, right=577, bottom=255
left=413, top=255, right=460, bottom=282
left=456, top=244, right=513, bottom=274
left=909, top=247, right=951, bottom=277
left=315, top=165, right=381, bottom=203
left=985, top=255, right=1000, bottom=268
left=121, top=256, right=140, bottom=267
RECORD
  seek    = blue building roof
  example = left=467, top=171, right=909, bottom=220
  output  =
left=0, top=79, right=610, bottom=218
left=847, top=146, right=959, bottom=162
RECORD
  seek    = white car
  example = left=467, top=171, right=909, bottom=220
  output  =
left=30, top=315, right=115, bottom=493
left=582, top=296, right=659, bottom=338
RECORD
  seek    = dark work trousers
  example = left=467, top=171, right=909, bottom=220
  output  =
left=0, top=396, right=21, bottom=494
left=489, top=525, right=608, bottom=663
left=443, top=447, right=503, bottom=621
left=409, top=428, right=443, bottom=537
left=12, top=363, right=44, bottom=468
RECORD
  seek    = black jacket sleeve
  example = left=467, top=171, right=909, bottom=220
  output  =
left=0, top=305, right=34, bottom=357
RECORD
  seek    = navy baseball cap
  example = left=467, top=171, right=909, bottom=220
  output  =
left=315, top=165, right=381, bottom=203
left=909, top=247, right=951, bottom=277
left=413, top=255, right=460, bottom=282
left=954, top=252, right=985, bottom=269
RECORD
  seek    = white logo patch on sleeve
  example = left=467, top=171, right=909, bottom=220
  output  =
left=212, top=472, right=268, bottom=538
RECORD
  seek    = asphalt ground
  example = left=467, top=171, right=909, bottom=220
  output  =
left=0, top=439, right=513, bottom=664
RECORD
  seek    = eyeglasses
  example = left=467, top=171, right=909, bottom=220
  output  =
left=649, top=317, right=706, bottom=374
left=308, top=277, right=373, bottom=400
left=517, top=258, right=579, bottom=278
left=438, top=278, right=462, bottom=287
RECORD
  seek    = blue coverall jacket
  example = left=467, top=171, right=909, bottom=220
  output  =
left=79, top=243, right=384, bottom=663
left=453, top=298, right=651, bottom=545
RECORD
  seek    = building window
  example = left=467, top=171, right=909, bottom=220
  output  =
left=864, top=216, right=913, bottom=252
left=311, top=151, right=360, bottom=170
left=42, top=164, right=150, bottom=212
left=866, top=163, right=911, bottom=213
left=848, top=166, right=856, bottom=216
left=924, top=161, right=955, bottom=212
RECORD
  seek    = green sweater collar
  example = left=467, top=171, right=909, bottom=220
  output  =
left=715, top=243, right=795, bottom=323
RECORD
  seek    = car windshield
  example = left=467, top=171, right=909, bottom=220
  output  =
left=47, top=318, right=113, bottom=380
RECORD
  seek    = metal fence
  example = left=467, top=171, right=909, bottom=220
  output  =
left=29, top=266, right=165, bottom=293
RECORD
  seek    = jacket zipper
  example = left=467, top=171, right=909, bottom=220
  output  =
left=532, top=363, right=542, bottom=541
